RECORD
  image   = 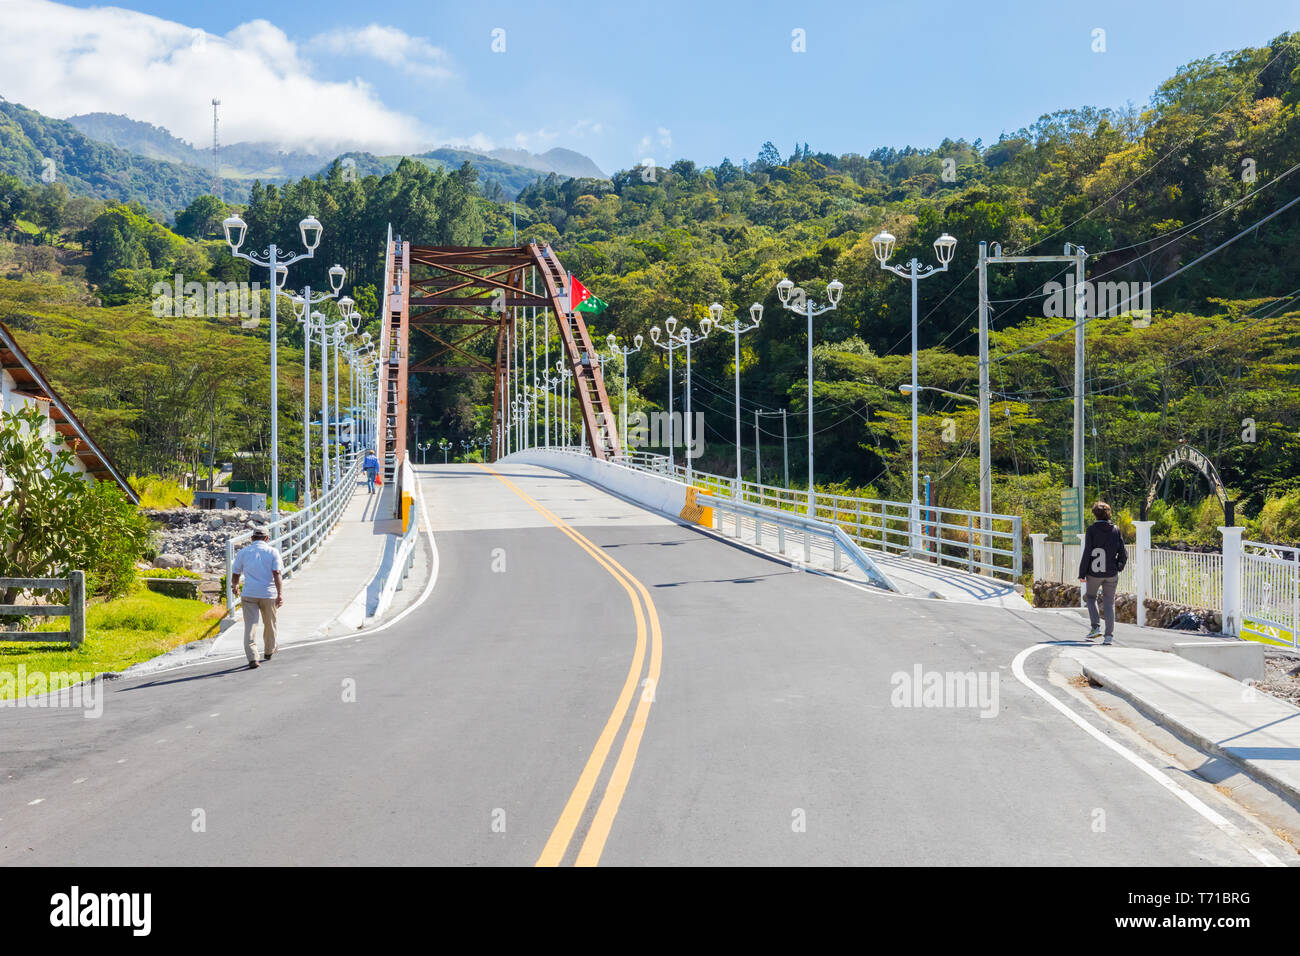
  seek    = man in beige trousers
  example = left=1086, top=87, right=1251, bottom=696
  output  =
left=230, top=528, right=284, bottom=669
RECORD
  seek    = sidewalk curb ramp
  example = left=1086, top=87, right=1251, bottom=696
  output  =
left=1066, top=645, right=1300, bottom=807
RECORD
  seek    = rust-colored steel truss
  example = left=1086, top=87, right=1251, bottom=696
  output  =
left=395, top=242, right=620, bottom=461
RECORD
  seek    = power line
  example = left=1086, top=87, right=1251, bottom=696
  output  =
left=992, top=191, right=1300, bottom=363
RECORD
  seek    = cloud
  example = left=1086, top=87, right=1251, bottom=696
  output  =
left=513, top=127, right=557, bottom=150
left=635, top=127, right=672, bottom=157
left=0, top=0, right=434, bottom=153
left=311, top=25, right=453, bottom=81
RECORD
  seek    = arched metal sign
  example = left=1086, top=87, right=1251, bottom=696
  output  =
left=1142, top=442, right=1232, bottom=524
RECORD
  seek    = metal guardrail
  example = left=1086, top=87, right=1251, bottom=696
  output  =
left=608, top=450, right=1022, bottom=581
left=0, top=572, right=85, bottom=646
left=224, top=453, right=362, bottom=619
left=696, top=492, right=898, bottom=592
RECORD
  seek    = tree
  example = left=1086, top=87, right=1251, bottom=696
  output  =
left=174, top=194, right=227, bottom=239
left=0, top=406, right=148, bottom=602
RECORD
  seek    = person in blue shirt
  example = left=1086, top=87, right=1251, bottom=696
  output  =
left=363, top=449, right=379, bottom=494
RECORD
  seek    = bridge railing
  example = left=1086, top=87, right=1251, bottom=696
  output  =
left=224, top=452, right=362, bottom=619
left=605, top=450, right=1022, bottom=581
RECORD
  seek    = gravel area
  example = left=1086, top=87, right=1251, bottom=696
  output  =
left=1259, top=652, right=1300, bottom=707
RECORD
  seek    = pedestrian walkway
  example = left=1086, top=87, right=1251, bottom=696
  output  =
left=1066, top=645, right=1300, bottom=804
left=209, top=476, right=401, bottom=657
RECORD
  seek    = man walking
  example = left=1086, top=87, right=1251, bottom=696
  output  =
left=1077, top=500, right=1127, bottom=644
left=363, top=448, right=379, bottom=495
left=231, top=528, right=284, bottom=669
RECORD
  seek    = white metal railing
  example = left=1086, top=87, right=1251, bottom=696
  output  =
left=1147, top=548, right=1222, bottom=609
left=1038, top=539, right=1136, bottom=593
left=224, top=452, right=362, bottom=618
left=1241, top=539, right=1300, bottom=646
left=697, top=490, right=898, bottom=592
left=610, top=450, right=1022, bottom=581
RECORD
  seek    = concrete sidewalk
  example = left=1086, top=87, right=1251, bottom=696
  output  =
left=1066, top=645, right=1300, bottom=804
left=209, top=476, right=402, bottom=658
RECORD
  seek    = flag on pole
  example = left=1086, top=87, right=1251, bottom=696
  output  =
left=569, top=273, right=609, bottom=315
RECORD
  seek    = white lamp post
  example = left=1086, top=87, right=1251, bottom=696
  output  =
left=222, top=213, right=322, bottom=523
left=282, top=265, right=345, bottom=505
left=606, top=332, right=644, bottom=454
left=438, top=438, right=450, bottom=463
left=775, top=276, right=843, bottom=517
left=873, top=230, right=957, bottom=555
left=649, top=317, right=690, bottom=474
left=709, top=300, right=762, bottom=492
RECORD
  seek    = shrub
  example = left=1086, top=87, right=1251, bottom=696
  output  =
left=0, top=406, right=149, bottom=601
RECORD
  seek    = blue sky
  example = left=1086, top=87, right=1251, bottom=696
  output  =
left=13, top=0, right=1300, bottom=174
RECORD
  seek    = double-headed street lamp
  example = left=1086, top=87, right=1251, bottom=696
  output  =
left=775, top=276, right=843, bottom=516
left=438, top=438, right=451, bottom=463
left=650, top=315, right=710, bottom=483
left=873, top=230, right=958, bottom=554
left=606, top=332, right=644, bottom=453
left=537, top=375, right=560, bottom=446
left=324, top=302, right=362, bottom=484
left=648, top=317, right=686, bottom=473
left=555, top=360, right=573, bottom=446
left=284, top=266, right=346, bottom=504
left=222, top=212, right=323, bottom=522
left=708, top=301, right=763, bottom=490
left=460, top=438, right=474, bottom=461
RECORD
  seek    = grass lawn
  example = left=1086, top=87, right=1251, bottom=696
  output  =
left=0, top=588, right=224, bottom=700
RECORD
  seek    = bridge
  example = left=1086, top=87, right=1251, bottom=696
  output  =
left=1, top=231, right=1292, bottom=869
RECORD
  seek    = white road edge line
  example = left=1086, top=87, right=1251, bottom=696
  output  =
left=1012, top=642, right=1284, bottom=867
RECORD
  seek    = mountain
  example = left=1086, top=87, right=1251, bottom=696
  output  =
left=0, top=101, right=243, bottom=217
left=66, top=112, right=606, bottom=193
left=488, top=146, right=606, bottom=179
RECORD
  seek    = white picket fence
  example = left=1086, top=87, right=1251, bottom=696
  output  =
left=1032, top=527, right=1294, bottom=647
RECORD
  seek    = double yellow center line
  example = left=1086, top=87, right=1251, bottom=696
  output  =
left=476, top=464, right=662, bottom=867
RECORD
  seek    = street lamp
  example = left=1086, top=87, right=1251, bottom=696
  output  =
left=775, top=276, right=844, bottom=517
left=874, top=230, right=957, bottom=554
left=606, top=332, right=644, bottom=455
left=650, top=317, right=710, bottom=481
left=648, top=319, right=687, bottom=474
left=555, top=360, right=573, bottom=446
left=222, top=212, right=322, bottom=524
left=709, top=300, right=762, bottom=491
left=438, top=438, right=450, bottom=463
left=898, top=383, right=976, bottom=404
left=283, top=264, right=346, bottom=505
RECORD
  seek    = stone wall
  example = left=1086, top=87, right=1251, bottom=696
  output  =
left=1031, top=580, right=1222, bottom=633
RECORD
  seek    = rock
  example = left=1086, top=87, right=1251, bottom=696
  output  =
left=154, top=553, right=188, bottom=569
left=206, top=516, right=224, bottom=530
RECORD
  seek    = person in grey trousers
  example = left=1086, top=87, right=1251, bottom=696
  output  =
left=1077, top=500, right=1128, bottom=644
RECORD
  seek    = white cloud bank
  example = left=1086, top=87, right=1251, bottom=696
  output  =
left=0, top=0, right=446, bottom=153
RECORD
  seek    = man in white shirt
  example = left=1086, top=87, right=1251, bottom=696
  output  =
left=230, top=529, right=284, bottom=669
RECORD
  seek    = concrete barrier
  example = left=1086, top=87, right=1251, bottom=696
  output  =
left=1172, top=640, right=1265, bottom=682
left=503, top=449, right=707, bottom=526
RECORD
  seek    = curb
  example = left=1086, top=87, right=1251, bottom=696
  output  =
left=1077, top=656, right=1300, bottom=808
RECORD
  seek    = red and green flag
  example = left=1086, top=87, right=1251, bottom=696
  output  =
left=569, top=274, right=608, bottom=315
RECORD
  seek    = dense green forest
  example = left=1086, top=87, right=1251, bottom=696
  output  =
left=2, top=31, right=1299, bottom=543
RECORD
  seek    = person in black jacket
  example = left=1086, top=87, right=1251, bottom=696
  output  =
left=1077, top=500, right=1128, bottom=643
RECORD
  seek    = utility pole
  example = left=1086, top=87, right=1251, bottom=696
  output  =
left=210, top=99, right=221, bottom=200
left=1073, top=244, right=1088, bottom=501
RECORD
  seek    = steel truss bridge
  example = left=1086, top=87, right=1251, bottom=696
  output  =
left=375, top=230, right=620, bottom=480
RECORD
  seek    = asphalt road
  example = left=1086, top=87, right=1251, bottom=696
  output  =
left=0, top=463, right=1289, bottom=865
